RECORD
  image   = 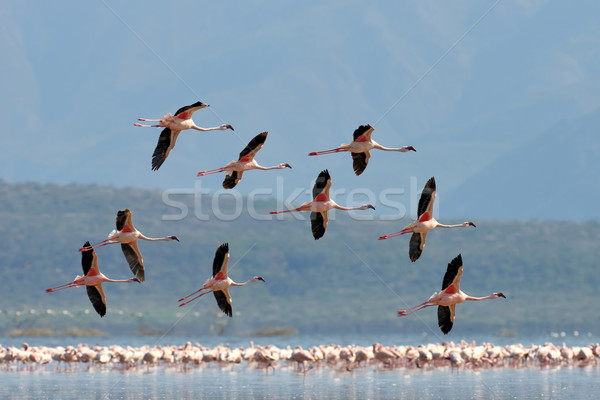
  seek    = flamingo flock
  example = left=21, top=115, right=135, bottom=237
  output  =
left=45, top=99, right=505, bottom=337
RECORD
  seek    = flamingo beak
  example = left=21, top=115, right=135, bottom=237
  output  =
left=367, top=204, right=375, bottom=210
left=133, top=278, right=141, bottom=283
left=226, top=125, right=234, bottom=131
left=468, top=222, right=476, bottom=227
left=169, top=236, right=180, bottom=242
left=285, top=163, right=292, bottom=169
left=496, top=293, right=506, bottom=298
left=408, top=146, right=416, bottom=152
left=257, top=277, right=265, bottom=282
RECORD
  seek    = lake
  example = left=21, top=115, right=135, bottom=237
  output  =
left=1, top=332, right=599, bottom=399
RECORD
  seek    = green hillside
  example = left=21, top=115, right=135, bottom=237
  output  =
left=1, top=180, right=598, bottom=337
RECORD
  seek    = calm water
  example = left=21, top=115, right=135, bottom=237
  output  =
left=1, top=332, right=599, bottom=399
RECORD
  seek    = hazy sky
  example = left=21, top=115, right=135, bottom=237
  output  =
left=2, top=1, right=599, bottom=219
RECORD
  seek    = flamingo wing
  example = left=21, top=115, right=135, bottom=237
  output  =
left=86, top=284, right=107, bottom=317
left=116, top=209, right=136, bottom=233
left=222, top=171, right=243, bottom=189
left=351, top=151, right=370, bottom=176
left=417, top=177, right=437, bottom=217
left=238, top=131, right=267, bottom=161
left=408, top=232, right=427, bottom=262
left=352, top=124, right=374, bottom=142
left=213, top=288, right=233, bottom=317
left=212, top=243, right=230, bottom=279
left=152, top=128, right=181, bottom=171
left=310, top=211, right=328, bottom=240
left=437, top=305, right=455, bottom=334
left=441, top=254, right=463, bottom=293
left=121, top=242, right=145, bottom=282
left=81, top=241, right=100, bottom=276
left=173, top=101, right=207, bottom=120
left=312, top=169, right=332, bottom=200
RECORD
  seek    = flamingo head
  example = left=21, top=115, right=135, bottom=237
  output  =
left=169, top=236, right=180, bottom=241
left=131, top=278, right=141, bottom=283
left=406, top=146, right=417, bottom=152
left=254, top=276, right=265, bottom=282
left=363, top=204, right=376, bottom=210
left=495, top=292, right=506, bottom=298
left=282, top=163, right=292, bottom=169
left=223, top=124, right=235, bottom=131
left=465, top=221, right=476, bottom=227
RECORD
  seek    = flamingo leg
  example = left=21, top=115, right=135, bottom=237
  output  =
left=197, top=167, right=226, bottom=176
left=78, top=240, right=116, bottom=252
left=308, top=148, right=345, bottom=156
left=178, top=287, right=210, bottom=302
left=178, top=290, right=214, bottom=307
left=134, top=122, right=162, bottom=128
left=138, top=118, right=163, bottom=122
left=378, top=230, right=409, bottom=240
left=397, top=303, right=434, bottom=316
left=46, top=282, right=79, bottom=292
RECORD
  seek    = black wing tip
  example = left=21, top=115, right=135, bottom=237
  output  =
left=450, top=254, right=463, bottom=267
left=426, top=176, right=436, bottom=189
left=219, top=243, right=229, bottom=252
left=222, top=172, right=239, bottom=189
left=318, top=169, right=330, bottom=179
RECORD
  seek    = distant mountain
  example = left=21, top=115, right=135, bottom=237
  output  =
left=444, top=111, right=600, bottom=220
left=0, top=180, right=598, bottom=337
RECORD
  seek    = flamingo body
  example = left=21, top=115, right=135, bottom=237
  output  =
left=178, top=243, right=265, bottom=316
left=46, top=242, right=140, bottom=317
left=397, top=254, right=506, bottom=334
left=269, top=169, right=375, bottom=240
left=135, top=101, right=234, bottom=171
left=196, top=131, right=291, bottom=188
left=308, top=124, right=416, bottom=175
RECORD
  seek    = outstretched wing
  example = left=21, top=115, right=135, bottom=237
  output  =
left=212, top=243, right=230, bottom=279
left=437, top=305, right=455, bottom=334
left=81, top=241, right=99, bottom=276
left=116, top=209, right=136, bottom=232
left=152, top=128, right=180, bottom=171
left=222, top=171, right=244, bottom=189
left=86, top=285, right=107, bottom=317
left=238, top=132, right=268, bottom=161
left=174, top=101, right=207, bottom=120
left=310, top=211, right=328, bottom=240
left=351, top=151, right=370, bottom=176
left=312, top=169, right=332, bottom=200
left=441, top=254, right=463, bottom=292
left=213, top=289, right=233, bottom=317
left=409, top=232, right=426, bottom=262
left=352, top=124, right=374, bottom=142
left=121, top=242, right=145, bottom=282
left=417, top=177, right=436, bottom=218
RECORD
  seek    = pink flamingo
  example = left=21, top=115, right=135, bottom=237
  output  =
left=308, top=124, right=415, bottom=175
left=270, top=169, right=375, bottom=240
left=397, top=254, right=506, bottom=334
left=46, top=242, right=140, bottom=317
left=178, top=243, right=265, bottom=316
left=134, top=101, right=234, bottom=170
left=196, top=131, right=291, bottom=188
left=379, top=177, right=476, bottom=262
left=79, top=209, right=179, bottom=282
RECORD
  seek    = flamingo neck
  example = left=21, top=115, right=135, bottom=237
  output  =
left=436, top=223, right=468, bottom=229
left=373, top=144, right=409, bottom=152
left=465, top=294, right=497, bottom=301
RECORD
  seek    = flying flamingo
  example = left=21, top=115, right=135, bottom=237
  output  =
left=379, top=177, right=476, bottom=262
left=308, top=124, right=416, bottom=175
left=270, top=169, right=375, bottom=240
left=178, top=243, right=265, bottom=316
left=78, top=209, right=179, bottom=282
left=134, top=101, right=234, bottom=171
left=196, top=131, right=292, bottom=188
left=397, top=254, right=506, bottom=334
left=46, top=241, right=140, bottom=317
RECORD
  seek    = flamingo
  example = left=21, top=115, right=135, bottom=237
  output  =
left=46, top=242, right=140, bottom=317
left=134, top=101, right=234, bottom=171
left=196, top=131, right=292, bottom=188
left=397, top=254, right=506, bottom=334
left=270, top=169, right=375, bottom=240
left=177, top=243, right=265, bottom=316
left=308, top=124, right=416, bottom=175
left=379, top=177, right=476, bottom=262
left=78, top=209, right=179, bottom=282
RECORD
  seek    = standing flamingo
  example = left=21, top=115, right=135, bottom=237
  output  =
left=308, top=124, right=416, bottom=175
left=46, top=242, right=140, bottom=317
left=196, top=131, right=291, bottom=188
left=397, top=254, right=506, bottom=334
left=379, top=177, right=476, bottom=262
left=270, top=169, right=375, bottom=240
left=79, top=209, right=179, bottom=282
left=178, top=243, right=265, bottom=316
left=134, top=101, right=234, bottom=171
